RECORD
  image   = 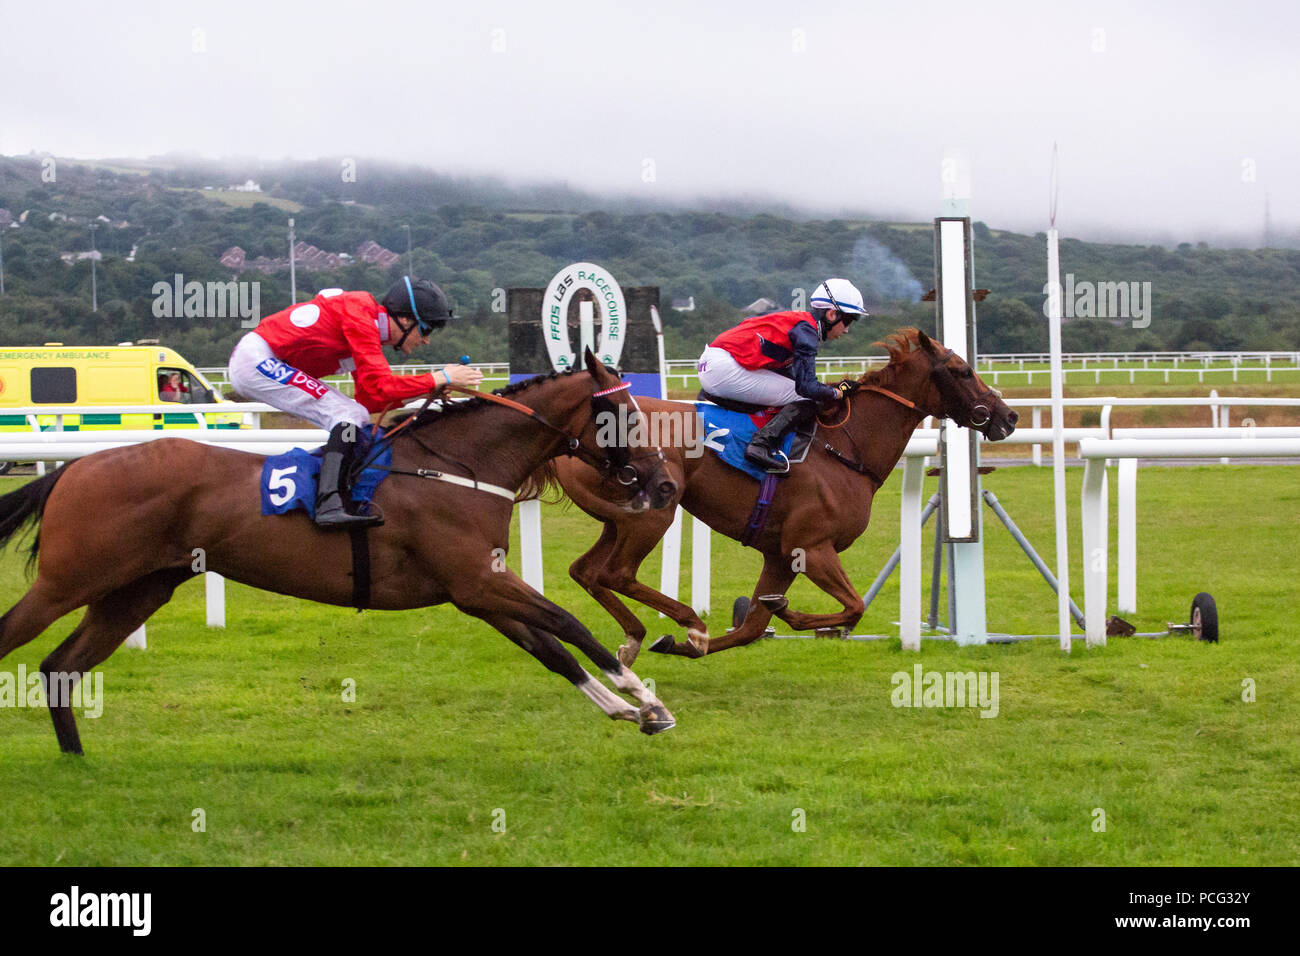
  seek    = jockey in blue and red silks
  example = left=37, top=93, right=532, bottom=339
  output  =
left=698, top=278, right=869, bottom=473
left=228, top=278, right=483, bottom=529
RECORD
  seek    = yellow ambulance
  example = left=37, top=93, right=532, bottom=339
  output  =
left=0, top=341, right=243, bottom=437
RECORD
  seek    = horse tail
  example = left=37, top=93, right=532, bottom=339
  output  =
left=0, top=466, right=68, bottom=576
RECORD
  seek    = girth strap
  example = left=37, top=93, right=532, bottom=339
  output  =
left=349, top=527, right=371, bottom=611
left=741, top=472, right=782, bottom=548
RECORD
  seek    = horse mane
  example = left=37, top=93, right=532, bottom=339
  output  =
left=398, top=367, right=584, bottom=428
left=387, top=365, right=607, bottom=504
left=854, top=328, right=925, bottom=389
left=515, top=459, right=563, bottom=504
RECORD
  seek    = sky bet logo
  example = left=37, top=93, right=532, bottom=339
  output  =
left=256, top=358, right=328, bottom=398
left=49, top=886, right=151, bottom=936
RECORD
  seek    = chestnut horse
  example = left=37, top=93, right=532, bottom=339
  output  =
left=555, top=329, right=1018, bottom=663
left=0, top=350, right=679, bottom=754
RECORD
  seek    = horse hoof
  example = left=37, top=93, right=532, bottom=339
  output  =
left=618, top=643, right=640, bottom=667
left=638, top=703, right=676, bottom=735
left=648, top=634, right=675, bottom=655
left=758, top=593, right=788, bottom=613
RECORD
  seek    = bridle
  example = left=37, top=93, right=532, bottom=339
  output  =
left=817, top=344, right=999, bottom=482
left=826, top=345, right=995, bottom=429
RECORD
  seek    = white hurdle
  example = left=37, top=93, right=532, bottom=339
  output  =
left=1078, top=437, right=1300, bottom=646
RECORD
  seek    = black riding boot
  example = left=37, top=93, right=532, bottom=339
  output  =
left=315, top=423, right=383, bottom=530
left=744, top=400, right=817, bottom=473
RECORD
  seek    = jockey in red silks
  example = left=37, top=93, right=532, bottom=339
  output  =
left=228, top=278, right=483, bottom=529
left=698, top=278, right=868, bottom=473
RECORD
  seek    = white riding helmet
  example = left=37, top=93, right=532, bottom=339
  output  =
left=811, top=278, right=868, bottom=317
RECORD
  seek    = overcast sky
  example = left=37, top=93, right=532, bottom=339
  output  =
left=2, top=0, right=1296, bottom=244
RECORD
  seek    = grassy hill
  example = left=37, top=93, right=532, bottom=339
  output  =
left=2, top=154, right=1298, bottom=366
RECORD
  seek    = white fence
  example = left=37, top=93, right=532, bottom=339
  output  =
left=198, top=363, right=511, bottom=395
left=4, top=397, right=1297, bottom=653
left=197, top=353, right=1300, bottom=395
left=663, top=351, right=1300, bottom=388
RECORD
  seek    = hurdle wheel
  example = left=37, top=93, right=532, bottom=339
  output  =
left=1190, top=592, right=1219, bottom=643
left=732, top=596, right=751, bottom=629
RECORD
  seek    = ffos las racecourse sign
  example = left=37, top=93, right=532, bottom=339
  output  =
left=543, top=262, right=626, bottom=371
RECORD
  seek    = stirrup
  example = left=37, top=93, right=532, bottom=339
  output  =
left=314, top=493, right=383, bottom=529
left=744, top=446, right=791, bottom=474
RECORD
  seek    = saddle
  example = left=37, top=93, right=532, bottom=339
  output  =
left=695, top=390, right=819, bottom=480
left=696, top=388, right=774, bottom=416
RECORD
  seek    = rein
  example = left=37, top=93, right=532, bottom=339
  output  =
left=818, top=380, right=924, bottom=485
left=354, top=377, right=664, bottom=498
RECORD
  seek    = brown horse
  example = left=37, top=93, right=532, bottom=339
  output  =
left=555, top=329, right=1018, bottom=663
left=0, top=350, right=680, bottom=754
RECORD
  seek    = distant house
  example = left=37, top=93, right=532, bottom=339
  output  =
left=742, top=297, right=780, bottom=314
left=293, top=241, right=343, bottom=271
left=219, top=238, right=380, bottom=274
left=231, top=179, right=262, bottom=193
left=355, top=240, right=401, bottom=269
left=671, top=296, right=695, bottom=312
left=59, top=250, right=102, bottom=264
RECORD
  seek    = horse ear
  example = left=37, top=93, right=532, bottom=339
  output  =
left=916, top=329, right=937, bottom=354
left=583, top=346, right=601, bottom=379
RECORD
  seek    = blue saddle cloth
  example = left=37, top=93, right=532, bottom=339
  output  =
left=260, top=426, right=392, bottom=518
left=696, top=402, right=799, bottom=482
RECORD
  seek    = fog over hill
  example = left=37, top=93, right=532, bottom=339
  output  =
left=2, top=3, right=1296, bottom=250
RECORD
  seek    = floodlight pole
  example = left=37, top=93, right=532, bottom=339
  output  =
left=403, top=224, right=413, bottom=277
left=288, top=217, right=297, bottom=304
left=89, top=223, right=98, bottom=312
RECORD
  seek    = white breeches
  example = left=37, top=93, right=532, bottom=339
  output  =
left=697, top=346, right=799, bottom=407
left=228, top=333, right=371, bottom=431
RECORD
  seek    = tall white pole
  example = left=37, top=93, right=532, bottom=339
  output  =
left=650, top=305, right=668, bottom=399
left=1047, top=146, right=1071, bottom=651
